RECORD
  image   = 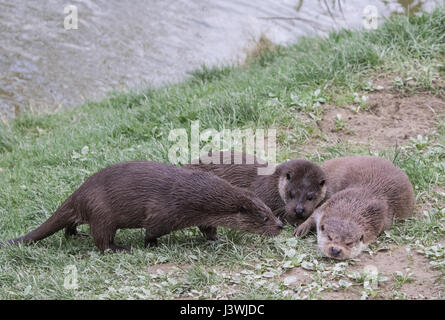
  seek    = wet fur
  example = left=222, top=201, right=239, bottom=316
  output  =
left=184, top=151, right=326, bottom=225
left=295, top=156, right=415, bottom=259
left=1, top=161, right=283, bottom=252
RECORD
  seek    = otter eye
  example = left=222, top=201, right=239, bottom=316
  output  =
left=239, top=206, right=247, bottom=213
left=286, top=173, right=291, bottom=180
left=263, top=216, right=269, bottom=222
left=320, top=224, right=325, bottom=232
left=307, top=194, right=313, bottom=201
left=360, top=235, right=364, bottom=242
left=327, top=235, right=332, bottom=241
left=320, top=180, right=325, bottom=187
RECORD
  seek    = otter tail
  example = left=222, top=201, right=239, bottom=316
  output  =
left=2, top=198, right=75, bottom=247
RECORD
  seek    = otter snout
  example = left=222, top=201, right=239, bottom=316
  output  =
left=295, top=206, right=304, bottom=216
left=329, top=247, right=342, bottom=257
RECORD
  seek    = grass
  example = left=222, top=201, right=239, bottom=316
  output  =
left=0, top=7, right=444, bottom=299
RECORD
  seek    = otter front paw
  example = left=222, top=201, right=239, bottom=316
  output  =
left=294, top=223, right=311, bottom=238
left=199, top=226, right=218, bottom=241
left=207, top=235, right=220, bottom=241
left=144, top=237, right=158, bottom=248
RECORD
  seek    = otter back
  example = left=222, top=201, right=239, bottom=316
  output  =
left=185, top=150, right=326, bottom=225
left=1, top=161, right=283, bottom=252
left=322, top=155, right=415, bottom=221
left=295, top=156, right=415, bottom=260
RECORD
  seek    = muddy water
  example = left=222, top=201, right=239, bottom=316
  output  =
left=0, top=0, right=438, bottom=117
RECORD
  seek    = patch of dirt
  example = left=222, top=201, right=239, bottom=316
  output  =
left=433, top=185, right=445, bottom=198
left=147, top=263, right=183, bottom=274
left=322, top=245, right=443, bottom=300
left=280, top=268, right=313, bottom=287
left=318, top=91, right=445, bottom=149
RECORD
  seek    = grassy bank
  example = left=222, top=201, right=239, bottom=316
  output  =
left=0, top=7, right=444, bottom=299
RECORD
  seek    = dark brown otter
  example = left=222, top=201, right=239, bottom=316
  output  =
left=0, top=161, right=283, bottom=252
left=294, top=156, right=415, bottom=259
left=184, top=151, right=326, bottom=226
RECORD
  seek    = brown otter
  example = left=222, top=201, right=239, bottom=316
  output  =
left=0, top=161, right=283, bottom=252
left=184, top=151, right=326, bottom=226
left=294, top=156, right=415, bottom=259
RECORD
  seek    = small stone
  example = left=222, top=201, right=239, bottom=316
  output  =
left=283, top=276, right=297, bottom=286
left=262, top=271, right=275, bottom=278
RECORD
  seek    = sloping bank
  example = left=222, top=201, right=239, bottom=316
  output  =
left=1, top=5, right=444, bottom=234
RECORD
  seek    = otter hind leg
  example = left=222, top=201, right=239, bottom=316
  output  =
left=64, top=225, right=89, bottom=239
left=199, top=226, right=219, bottom=241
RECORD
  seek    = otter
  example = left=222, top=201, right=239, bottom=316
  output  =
left=0, top=161, right=283, bottom=252
left=184, top=151, right=326, bottom=226
left=294, top=156, right=415, bottom=260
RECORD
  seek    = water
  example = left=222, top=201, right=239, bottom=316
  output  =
left=0, top=0, right=439, bottom=118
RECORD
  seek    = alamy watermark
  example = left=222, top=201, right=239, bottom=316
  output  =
left=63, top=264, right=79, bottom=290
left=363, top=264, right=379, bottom=289
left=64, top=5, right=78, bottom=30
left=168, top=120, right=277, bottom=175
left=363, top=5, right=379, bottom=30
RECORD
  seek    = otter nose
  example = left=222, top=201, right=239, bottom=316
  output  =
left=330, top=247, right=342, bottom=257
left=276, top=221, right=284, bottom=230
left=295, top=207, right=304, bottom=216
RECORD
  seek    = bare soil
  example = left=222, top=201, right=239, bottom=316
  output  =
left=326, top=245, right=442, bottom=299
left=147, top=263, right=182, bottom=274
left=318, top=90, right=445, bottom=149
left=278, top=245, right=443, bottom=300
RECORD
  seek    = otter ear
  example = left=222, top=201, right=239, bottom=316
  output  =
left=275, top=163, right=293, bottom=180
left=274, top=163, right=287, bottom=176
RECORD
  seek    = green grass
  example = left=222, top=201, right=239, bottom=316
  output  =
left=0, top=7, right=444, bottom=299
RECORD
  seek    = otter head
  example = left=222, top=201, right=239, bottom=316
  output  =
left=275, top=160, right=326, bottom=225
left=316, top=191, right=387, bottom=259
left=232, top=192, right=284, bottom=237
left=316, top=211, right=367, bottom=260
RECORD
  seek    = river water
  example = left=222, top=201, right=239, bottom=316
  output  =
left=0, top=0, right=439, bottom=117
